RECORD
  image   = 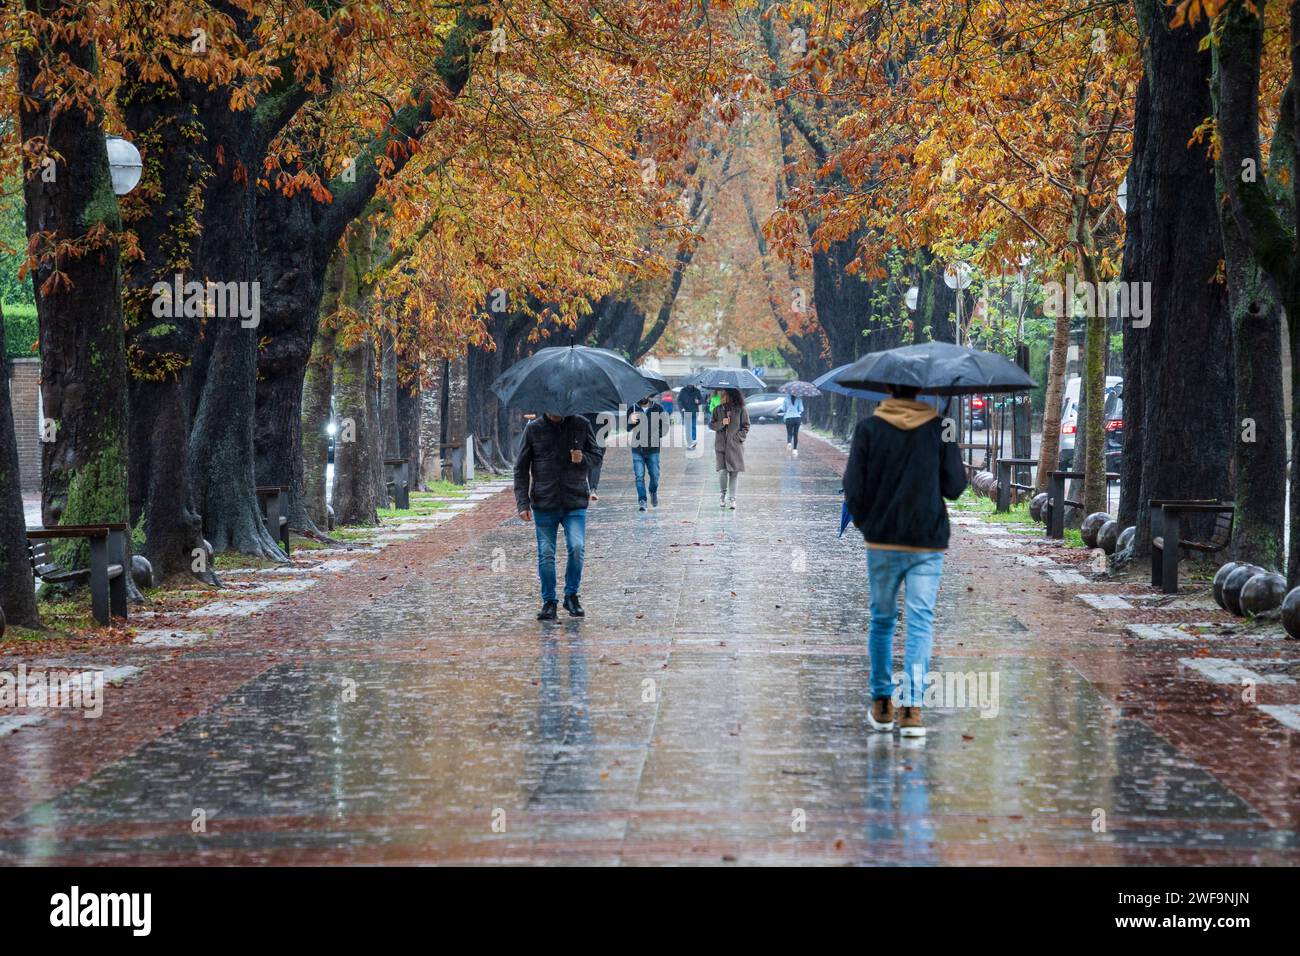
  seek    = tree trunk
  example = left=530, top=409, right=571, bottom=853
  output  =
left=333, top=335, right=381, bottom=526
left=1125, top=0, right=1235, bottom=555
left=1212, top=1, right=1288, bottom=569
left=19, top=4, right=131, bottom=565
left=418, top=360, right=444, bottom=488
left=1036, top=310, right=1072, bottom=493
left=1, top=307, right=40, bottom=628
left=302, top=323, right=337, bottom=529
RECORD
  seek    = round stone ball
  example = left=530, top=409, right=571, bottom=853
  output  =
left=1097, top=520, right=1119, bottom=555
left=1280, top=587, right=1300, bottom=639
left=1240, top=572, right=1288, bottom=617
left=1030, top=492, right=1049, bottom=522
left=1212, top=562, right=1243, bottom=611
left=1116, top=526, right=1136, bottom=553
left=1081, top=512, right=1111, bottom=549
left=1223, top=565, right=1264, bottom=616
left=130, top=554, right=154, bottom=590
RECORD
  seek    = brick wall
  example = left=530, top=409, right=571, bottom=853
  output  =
left=7, top=358, right=40, bottom=492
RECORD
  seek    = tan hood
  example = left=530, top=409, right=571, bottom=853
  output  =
left=873, top=397, right=937, bottom=430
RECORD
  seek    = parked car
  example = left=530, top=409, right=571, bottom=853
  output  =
left=1059, top=374, right=1123, bottom=469
left=745, top=391, right=786, bottom=423
left=1103, top=386, right=1123, bottom=472
left=970, top=395, right=989, bottom=431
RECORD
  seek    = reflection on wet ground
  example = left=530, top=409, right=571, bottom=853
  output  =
left=1, top=426, right=1294, bottom=864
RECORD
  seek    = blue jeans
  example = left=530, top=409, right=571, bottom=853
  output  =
left=632, top=450, right=660, bottom=503
left=533, top=508, right=587, bottom=602
left=687, top=412, right=698, bottom=443
left=867, top=549, right=944, bottom=707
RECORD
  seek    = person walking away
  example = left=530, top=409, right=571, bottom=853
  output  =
left=709, top=388, right=749, bottom=510
left=781, top=393, right=804, bottom=457
left=627, top=394, right=668, bottom=510
left=843, top=385, right=966, bottom=737
left=677, top=384, right=702, bottom=448
left=515, top=412, right=604, bottom=620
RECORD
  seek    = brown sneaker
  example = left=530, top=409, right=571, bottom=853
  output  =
left=868, top=697, right=895, bottom=732
left=898, top=706, right=925, bottom=737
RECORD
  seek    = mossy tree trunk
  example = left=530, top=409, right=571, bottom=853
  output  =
left=1213, top=0, right=1290, bottom=571
left=18, top=1, right=131, bottom=570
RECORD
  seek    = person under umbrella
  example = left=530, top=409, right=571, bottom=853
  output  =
left=708, top=388, right=749, bottom=509
left=777, top=381, right=819, bottom=457
left=839, top=342, right=1032, bottom=738
left=495, top=344, right=655, bottom=620
left=627, top=392, right=669, bottom=511
left=677, top=382, right=704, bottom=448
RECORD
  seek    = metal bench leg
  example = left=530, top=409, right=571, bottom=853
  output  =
left=996, top=461, right=1010, bottom=513
left=108, top=530, right=128, bottom=619
left=1150, top=509, right=1163, bottom=588
left=1048, top=474, right=1065, bottom=540
left=89, top=536, right=110, bottom=626
left=1161, top=511, right=1181, bottom=594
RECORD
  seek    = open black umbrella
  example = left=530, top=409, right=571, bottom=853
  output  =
left=491, top=344, right=659, bottom=416
left=813, top=366, right=888, bottom=402
left=640, top=369, right=671, bottom=395
left=826, top=342, right=1036, bottom=396
left=687, top=367, right=765, bottom=391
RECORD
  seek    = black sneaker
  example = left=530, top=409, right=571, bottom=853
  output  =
left=650, top=491, right=658, bottom=507
left=563, top=594, right=585, bottom=617
left=537, top=601, right=558, bottom=621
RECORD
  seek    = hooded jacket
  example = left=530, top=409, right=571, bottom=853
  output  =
left=842, top=398, right=967, bottom=550
left=514, top=415, right=604, bottom=513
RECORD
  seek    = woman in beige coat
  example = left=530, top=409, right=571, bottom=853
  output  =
left=709, top=388, right=749, bottom=509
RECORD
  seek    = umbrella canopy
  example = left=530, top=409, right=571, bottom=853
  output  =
left=813, top=366, right=888, bottom=402
left=688, top=367, right=765, bottom=391
left=491, top=344, right=659, bottom=416
left=640, top=370, right=671, bottom=395
left=826, top=342, right=1036, bottom=396
left=778, top=380, right=821, bottom=397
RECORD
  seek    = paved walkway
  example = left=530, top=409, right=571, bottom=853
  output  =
left=1, top=425, right=1297, bottom=864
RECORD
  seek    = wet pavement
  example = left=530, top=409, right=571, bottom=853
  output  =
left=2, top=425, right=1298, bottom=864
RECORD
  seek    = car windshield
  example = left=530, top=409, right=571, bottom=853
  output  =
left=1103, top=391, right=1123, bottom=421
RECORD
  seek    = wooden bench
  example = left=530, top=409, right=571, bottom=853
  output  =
left=27, top=523, right=128, bottom=625
left=1046, top=470, right=1121, bottom=539
left=255, top=486, right=291, bottom=556
left=1149, top=499, right=1234, bottom=594
left=995, top=457, right=1039, bottom=513
left=384, top=458, right=411, bottom=510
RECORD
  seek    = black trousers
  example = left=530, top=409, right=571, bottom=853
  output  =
left=785, top=418, right=802, bottom=449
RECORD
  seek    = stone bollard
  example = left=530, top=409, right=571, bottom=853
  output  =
left=1212, top=562, right=1242, bottom=611
left=1097, top=519, right=1119, bottom=555
left=1241, top=572, right=1287, bottom=616
left=1030, top=492, right=1049, bottom=523
left=1080, top=512, right=1110, bottom=549
left=1281, top=587, right=1300, bottom=639
left=131, top=554, right=154, bottom=590
left=1223, top=565, right=1265, bottom=616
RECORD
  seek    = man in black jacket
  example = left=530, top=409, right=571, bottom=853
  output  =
left=627, top=395, right=669, bottom=511
left=843, top=385, right=967, bottom=738
left=515, top=413, right=604, bottom=620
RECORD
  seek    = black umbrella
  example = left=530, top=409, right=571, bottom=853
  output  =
left=813, top=366, right=888, bottom=402
left=827, top=342, right=1035, bottom=396
left=640, top=370, right=671, bottom=395
left=490, top=344, right=659, bottom=416
left=687, top=366, right=765, bottom=391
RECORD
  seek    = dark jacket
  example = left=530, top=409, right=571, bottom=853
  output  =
left=677, top=384, right=703, bottom=413
left=514, top=415, right=604, bottom=513
left=627, top=401, right=669, bottom=452
left=842, top=398, right=967, bottom=550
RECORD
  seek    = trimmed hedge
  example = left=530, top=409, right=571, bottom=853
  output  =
left=3, top=303, right=37, bottom=359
